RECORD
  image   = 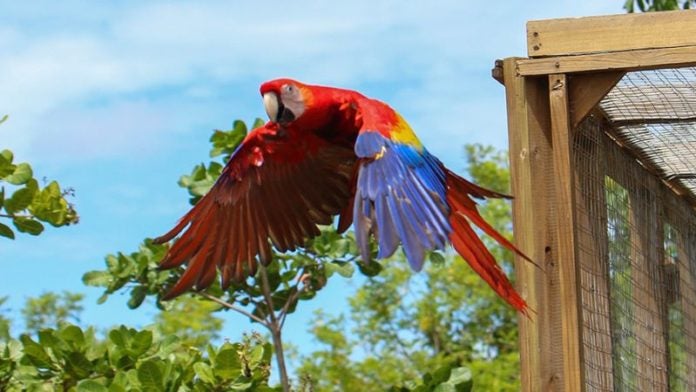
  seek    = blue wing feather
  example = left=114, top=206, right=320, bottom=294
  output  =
left=386, top=191, right=425, bottom=269
left=353, top=131, right=451, bottom=269
left=375, top=193, right=399, bottom=258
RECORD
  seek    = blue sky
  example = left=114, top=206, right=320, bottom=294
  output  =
left=1, top=0, right=621, bottom=365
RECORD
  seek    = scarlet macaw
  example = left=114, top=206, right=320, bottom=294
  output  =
left=155, top=79, right=532, bottom=312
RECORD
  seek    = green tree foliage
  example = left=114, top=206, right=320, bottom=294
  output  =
left=0, top=297, right=10, bottom=342
left=0, top=116, right=78, bottom=240
left=153, top=296, right=224, bottom=351
left=1, top=292, right=267, bottom=390
left=296, top=144, right=521, bottom=391
left=21, top=292, right=85, bottom=334
left=624, top=0, right=695, bottom=11
left=0, top=323, right=275, bottom=391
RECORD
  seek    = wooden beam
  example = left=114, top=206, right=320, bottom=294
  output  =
left=503, top=58, right=562, bottom=391
left=492, top=59, right=505, bottom=85
left=568, top=72, right=625, bottom=129
left=517, top=45, right=696, bottom=76
left=548, top=73, right=584, bottom=392
left=527, top=10, right=696, bottom=57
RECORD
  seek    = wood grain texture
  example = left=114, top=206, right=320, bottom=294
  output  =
left=503, top=58, right=562, bottom=391
left=548, top=73, right=584, bottom=392
left=568, top=72, right=624, bottom=129
left=517, top=45, right=696, bottom=76
left=527, top=10, right=696, bottom=57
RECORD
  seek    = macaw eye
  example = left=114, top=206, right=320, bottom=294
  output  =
left=282, top=84, right=295, bottom=93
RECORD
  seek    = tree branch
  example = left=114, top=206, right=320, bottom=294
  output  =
left=259, top=266, right=290, bottom=392
left=0, top=213, right=32, bottom=219
left=197, top=292, right=268, bottom=328
left=279, top=270, right=308, bottom=329
left=279, top=286, right=303, bottom=329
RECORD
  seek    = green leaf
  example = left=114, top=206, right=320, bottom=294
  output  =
left=447, top=367, right=472, bottom=389
left=60, top=325, right=85, bottom=347
left=0, top=150, right=12, bottom=163
left=127, top=286, right=147, bottom=309
left=433, top=384, right=456, bottom=392
left=37, top=329, right=60, bottom=350
left=0, top=115, right=7, bottom=125
left=19, top=334, right=54, bottom=369
left=82, top=271, right=111, bottom=287
left=429, top=251, right=446, bottom=266
left=0, top=150, right=14, bottom=178
left=97, top=293, right=108, bottom=304
left=0, top=223, right=14, bottom=239
left=131, top=330, right=153, bottom=356
left=326, top=261, right=354, bottom=278
left=12, top=217, right=44, bottom=235
left=248, top=344, right=264, bottom=367
left=137, top=359, right=163, bottom=390
left=4, top=163, right=33, bottom=185
left=215, top=347, right=241, bottom=380
left=77, top=379, right=109, bottom=392
left=109, top=328, right=126, bottom=347
left=252, top=118, right=265, bottom=128
left=4, top=187, right=34, bottom=213
left=194, top=362, right=215, bottom=384
left=233, top=119, right=248, bottom=134
left=66, top=351, right=93, bottom=379
left=357, top=260, right=383, bottom=277
left=431, top=364, right=452, bottom=386
left=29, top=181, right=74, bottom=226
left=0, top=156, right=14, bottom=178
left=230, top=381, right=254, bottom=390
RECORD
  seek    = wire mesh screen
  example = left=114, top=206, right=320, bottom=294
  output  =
left=600, top=67, right=696, bottom=195
left=572, top=66, right=696, bottom=391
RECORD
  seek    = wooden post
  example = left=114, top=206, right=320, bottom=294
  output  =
left=503, top=58, right=562, bottom=391
left=548, top=73, right=584, bottom=391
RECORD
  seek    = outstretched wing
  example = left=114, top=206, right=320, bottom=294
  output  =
left=155, top=123, right=356, bottom=299
left=351, top=106, right=452, bottom=270
left=350, top=100, right=532, bottom=312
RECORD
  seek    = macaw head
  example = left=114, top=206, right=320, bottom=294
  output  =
left=259, top=78, right=312, bottom=125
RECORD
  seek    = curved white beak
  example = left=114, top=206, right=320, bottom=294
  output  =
left=263, top=92, right=279, bottom=122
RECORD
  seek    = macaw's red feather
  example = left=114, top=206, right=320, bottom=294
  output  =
left=156, top=78, right=534, bottom=314
left=445, top=170, right=529, bottom=314
left=154, top=123, right=356, bottom=299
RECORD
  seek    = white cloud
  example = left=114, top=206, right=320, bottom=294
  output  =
left=39, top=100, right=171, bottom=159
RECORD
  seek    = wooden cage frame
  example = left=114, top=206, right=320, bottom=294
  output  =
left=496, top=10, right=696, bottom=392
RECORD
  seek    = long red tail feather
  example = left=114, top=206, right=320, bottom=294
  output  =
left=445, top=169, right=532, bottom=314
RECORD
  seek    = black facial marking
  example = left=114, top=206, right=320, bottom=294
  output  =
left=275, top=102, right=285, bottom=122
left=278, top=104, right=295, bottom=123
